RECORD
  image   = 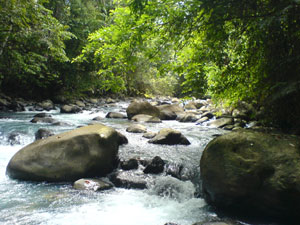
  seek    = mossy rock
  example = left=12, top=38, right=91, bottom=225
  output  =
left=200, top=130, right=300, bottom=221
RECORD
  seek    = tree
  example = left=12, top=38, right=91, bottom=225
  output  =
left=0, top=0, right=73, bottom=98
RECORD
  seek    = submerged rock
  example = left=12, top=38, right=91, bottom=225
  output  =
left=120, top=158, right=139, bottom=170
left=35, top=128, right=54, bottom=140
left=149, top=128, right=190, bottom=145
left=109, top=170, right=150, bottom=189
left=30, top=117, right=57, bottom=124
left=126, top=100, right=160, bottom=120
left=6, top=124, right=123, bottom=182
left=7, top=132, right=21, bottom=145
left=200, top=130, right=300, bottom=221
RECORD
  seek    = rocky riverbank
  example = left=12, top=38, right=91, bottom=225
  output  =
left=2, top=93, right=298, bottom=224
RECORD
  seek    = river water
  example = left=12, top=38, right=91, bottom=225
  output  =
left=0, top=101, right=226, bottom=225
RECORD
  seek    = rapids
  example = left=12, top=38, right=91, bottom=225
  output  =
left=0, top=100, right=226, bottom=225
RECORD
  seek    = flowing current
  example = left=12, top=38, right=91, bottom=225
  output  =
left=0, top=101, right=225, bottom=225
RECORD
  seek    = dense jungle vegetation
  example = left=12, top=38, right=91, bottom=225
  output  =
left=1, top=0, right=300, bottom=132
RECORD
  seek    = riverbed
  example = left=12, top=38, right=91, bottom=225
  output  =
left=0, top=100, right=227, bottom=225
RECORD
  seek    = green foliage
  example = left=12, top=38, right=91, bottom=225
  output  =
left=0, top=0, right=73, bottom=98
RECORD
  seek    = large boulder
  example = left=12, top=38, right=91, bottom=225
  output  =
left=157, top=104, right=184, bottom=120
left=149, top=128, right=190, bottom=145
left=200, top=130, right=300, bottom=221
left=6, top=124, right=124, bottom=182
left=126, top=100, right=160, bottom=120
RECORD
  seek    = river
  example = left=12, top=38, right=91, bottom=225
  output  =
left=0, top=100, right=228, bottom=225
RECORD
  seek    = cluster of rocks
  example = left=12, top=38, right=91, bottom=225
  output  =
left=107, top=156, right=196, bottom=190
left=0, top=93, right=121, bottom=113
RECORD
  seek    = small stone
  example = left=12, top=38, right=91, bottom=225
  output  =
left=73, top=178, right=113, bottom=191
left=143, top=156, right=165, bottom=174
left=126, top=124, right=147, bottom=133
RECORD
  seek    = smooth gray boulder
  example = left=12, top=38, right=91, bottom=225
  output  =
left=6, top=124, right=124, bottom=182
left=126, top=100, right=160, bottom=120
left=149, top=128, right=190, bottom=145
left=60, top=104, right=81, bottom=113
left=157, top=104, right=184, bottom=120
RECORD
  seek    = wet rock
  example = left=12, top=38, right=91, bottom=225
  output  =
left=126, top=124, right=147, bottom=133
left=105, top=98, right=116, bottom=104
left=60, top=104, right=81, bottom=113
left=120, top=158, right=139, bottom=170
left=33, top=113, right=52, bottom=118
left=92, top=116, right=103, bottom=121
left=223, top=125, right=234, bottom=130
left=149, top=128, right=190, bottom=145
left=109, top=170, right=150, bottom=189
left=52, top=121, right=72, bottom=126
left=143, top=156, right=165, bottom=174
left=200, top=130, right=300, bottom=221
left=0, top=98, right=10, bottom=110
left=142, top=132, right=157, bottom=139
left=178, top=113, right=199, bottom=122
left=38, top=100, right=54, bottom=111
left=7, top=132, right=21, bottom=145
left=207, top=117, right=233, bottom=128
left=196, top=117, right=209, bottom=124
left=87, top=98, right=99, bottom=104
left=165, top=163, right=183, bottom=179
left=150, top=176, right=195, bottom=201
left=164, top=223, right=180, bottom=225
left=9, top=100, right=25, bottom=111
left=105, top=112, right=127, bottom=119
left=6, top=124, right=122, bottom=182
left=35, top=128, right=54, bottom=140
left=158, top=104, right=184, bottom=120
left=73, top=178, right=113, bottom=191
left=126, top=100, right=160, bottom=120
left=75, top=100, right=85, bottom=108
left=117, top=132, right=128, bottom=145
left=201, top=112, right=214, bottom=119
left=30, top=117, right=57, bottom=124
left=131, top=114, right=161, bottom=123
left=184, top=102, right=197, bottom=110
